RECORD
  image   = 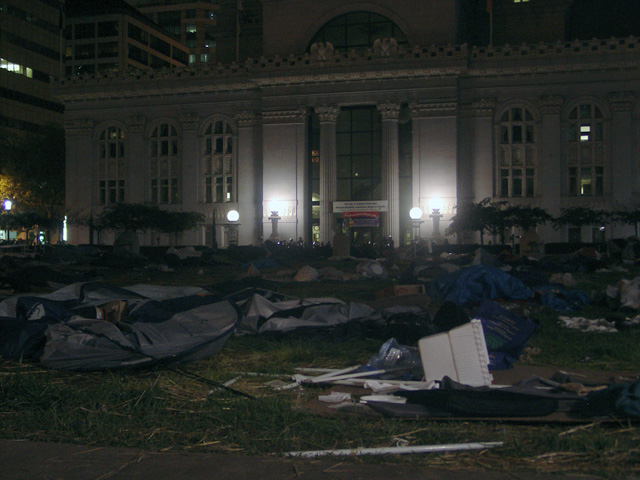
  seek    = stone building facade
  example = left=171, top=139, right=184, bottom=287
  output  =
left=54, top=0, right=640, bottom=247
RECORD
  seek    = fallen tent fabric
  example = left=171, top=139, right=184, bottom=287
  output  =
left=425, top=265, right=534, bottom=305
left=237, top=293, right=379, bottom=335
left=0, top=282, right=385, bottom=370
left=425, top=264, right=590, bottom=312
left=0, top=282, right=239, bottom=370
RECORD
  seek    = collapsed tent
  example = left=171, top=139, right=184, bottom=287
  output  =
left=0, top=282, right=383, bottom=371
left=0, top=282, right=239, bottom=370
left=425, top=264, right=590, bottom=312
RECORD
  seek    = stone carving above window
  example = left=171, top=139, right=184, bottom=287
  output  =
left=310, top=42, right=334, bottom=61
left=373, top=38, right=398, bottom=57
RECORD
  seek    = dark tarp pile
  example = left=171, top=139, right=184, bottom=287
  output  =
left=424, top=264, right=590, bottom=312
left=0, top=282, right=239, bottom=370
left=0, top=282, right=383, bottom=371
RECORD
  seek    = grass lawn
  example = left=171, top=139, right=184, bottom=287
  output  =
left=0, top=255, right=639, bottom=478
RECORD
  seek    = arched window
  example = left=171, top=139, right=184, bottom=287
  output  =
left=149, top=122, right=180, bottom=204
left=498, top=106, right=537, bottom=197
left=567, top=103, right=605, bottom=196
left=97, top=125, right=126, bottom=205
left=308, top=12, right=407, bottom=51
left=203, top=119, right=234, bottom=203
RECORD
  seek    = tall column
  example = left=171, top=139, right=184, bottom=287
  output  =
left=64, top=118, right=94, bottom=245
left=378, top=103, right=401, bottom=243
left=125, top=116, right=146, bottom=204
left=262, top=107, right=307, bottom=242
left=179, top=113, right=201, bottom=246
left=235, top=111, right=262, bottom=246
left=537, top=95, right=563, bottom=241
left=315, top=106, right=339, bottom=243
left=412, top=101, right=459, bottom=241
left=608, top=92, right=637, bottom=238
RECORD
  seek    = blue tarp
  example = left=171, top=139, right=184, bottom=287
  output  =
left=426, top=265, right=590, bottom=312
left=426, top=265, right=534, bottom=306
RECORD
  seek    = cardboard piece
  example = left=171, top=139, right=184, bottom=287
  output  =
left=418, top=319, right=493, bottom=387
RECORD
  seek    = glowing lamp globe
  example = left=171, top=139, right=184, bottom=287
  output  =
left=409, top=207, right=423, bottom=221
left=227, top=210, right=239, bottom=222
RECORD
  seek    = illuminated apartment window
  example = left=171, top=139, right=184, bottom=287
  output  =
left=186, top=24, right=197, bottom=48
left=98, top=125, right=126, bottom=205
left=200, top=53, right=209, bottom=62
left=189, top=54, right=196, bottom=64
left=203, top=119, right=235, bottom=203
left=567, top=103, right=606, bottom=196
left=149, top=123, right=180, bottom=204
left=498, top=106, right=537, bottom=197
left=0, top=58, right=33, bottom=78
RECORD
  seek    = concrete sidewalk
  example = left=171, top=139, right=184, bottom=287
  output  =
left=0, top=439, right=606, bottom=480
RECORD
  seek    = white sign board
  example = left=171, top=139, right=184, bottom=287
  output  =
left=333, top=201, right=388, bottom=213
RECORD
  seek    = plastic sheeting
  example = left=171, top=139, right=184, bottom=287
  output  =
left=0, top=282, right=239, bottom=371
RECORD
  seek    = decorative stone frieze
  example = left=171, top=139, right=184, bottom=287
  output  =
left=126, top=116, right=146, bottom=133
left=262, top=107, right=307, bottom=124
left=314, top=105, right=340, bottom=123
left=608, top=92, right=635, bottom=112
left=377, top=102, right=401, bottom=120
left=64, top=119, right=94, bottom=136
left=459, top=99, right=496, bottom=118
left=234, top=111, right=261, bottom=128
left=179, top=113, right=201, bottom=130
left=410, top=101, right=457, bottom=118
left=262, top=203, right=296, bottom=218
left=538, top=95, right=564, bottom=115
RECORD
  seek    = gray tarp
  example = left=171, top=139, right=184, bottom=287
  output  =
left=0, top=282, right=239, bottom=371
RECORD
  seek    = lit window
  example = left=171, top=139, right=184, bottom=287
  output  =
left=200, top=53, right=209, bottom=62
left=203, top=120, right=235, bottom=203
left=189, top=54, right=196, bottom=64
left=149, top=123, right=180, bottom=204
left=498, top=106, right=536, bottom=197
left=97, top=126, right=126, bottom=205
left=580, top=125, right=590, bottom=142
left=567, top=103, right=605, bottom=196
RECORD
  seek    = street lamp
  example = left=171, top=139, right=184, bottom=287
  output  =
left=3, top=199, right=12, bottom=242
left=269, top=209, right=281, bottom=241
left=409, top=207, right=423, bottom=257
left=430, top=208, right=444, bottom=239
left=226, top=209, right=240, bottom=246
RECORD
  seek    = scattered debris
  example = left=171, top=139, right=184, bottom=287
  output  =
left=283, top=441, right=505, bottom=458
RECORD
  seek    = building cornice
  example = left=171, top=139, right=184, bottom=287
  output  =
left=234, top=111, right=261, bottom=127
left=459, top=99, right=496, bottom=118
left=64, top=119, right=94, bottom=136
left=52, top=37, right=640, bottom=104
left=262, top=107, right=307, bottom=124
left=410, top=101, right=457, bottom=118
